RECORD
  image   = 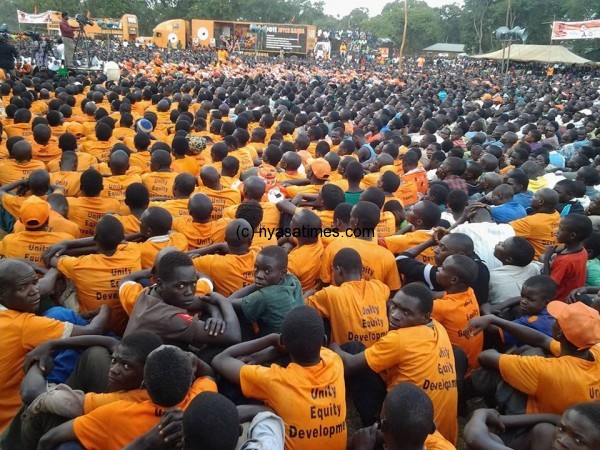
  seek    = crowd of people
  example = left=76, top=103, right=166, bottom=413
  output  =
left=0, top=46, right=599, bottom=450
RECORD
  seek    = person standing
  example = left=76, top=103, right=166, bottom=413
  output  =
left=59, top=12, right=76, bottom=68
left=0, top=34, right=18, bottom=78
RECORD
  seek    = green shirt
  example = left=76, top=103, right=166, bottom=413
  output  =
left=587, top=259, right=600, bottom=286
left=344, top=190, right=363, bottom=205
left=241, top=273, right=304, bottom=336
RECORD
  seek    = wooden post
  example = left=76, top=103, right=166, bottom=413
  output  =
left=398, top=0, right=408, bottom=72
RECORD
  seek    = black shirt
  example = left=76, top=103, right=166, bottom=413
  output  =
left=396, top=252, right=490, bottom=306
left=0, top=41, right=18, bottom=71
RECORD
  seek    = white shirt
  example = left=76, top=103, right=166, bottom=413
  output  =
left=488, top=263, right=541, bottom=305
left=452, top=222, right=515, bottom=271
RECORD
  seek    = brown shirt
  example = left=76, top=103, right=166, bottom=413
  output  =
left=60, top=19, right=75, bottom=39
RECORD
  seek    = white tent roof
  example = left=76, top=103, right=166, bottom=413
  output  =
left=470, top=44, right=593, bottom=65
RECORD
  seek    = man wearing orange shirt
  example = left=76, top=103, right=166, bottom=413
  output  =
left=0, top=259, right=110, bottom=435
left=129, top=132, right=152, bottom=172
left=195, top=166, right=241, bottom=221
left=81, top=123, right=114, bottom=162
left=100, top=150, right=142, bottom=203
left=359, top=187, right=397, bottom=238
left=320, top=201, right=401, bottom=292
left=332, top=283, right=458, bottom=444
left=46, top=133, right=97, bottom=173
left=282, top=158, right=331, bottom=198
left=149, top=172, right=197, bottom=218
left=114, top=183, right=149, bottom=235
left=38, top=345, right=217, bottom=450
left=49, top=151, right=81, bottom=197
left=306, top=248, right=389, bottom=347
left=47, top=215, right=142, bottom=335
left=189, top=219, right=259, bottom=296
left=213, top=306, right=347, bottom=450
left=12, top=193, right=80, bottom=238
left=510, top=188, right=560, bottom=259
left=30, top=124, right=61, bottom=163
left=141, top=150, right=177, bottom=199
left=0, top=140, right=46, bottom=185
left=171, top=136, right=200, bottom=175
left=174, top=193, right=230, bottom=250
left=4, top=108, right=32, bottom=138
left=66, top=169, right=121, bottom=237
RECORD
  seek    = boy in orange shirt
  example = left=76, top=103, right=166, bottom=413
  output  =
left=306, top=248, right=389, bottom=347
left=114, top=183, right=149, bottom=234
left=30, top=124, right=61, bottom=163
left=0, top=140, right=46, bottom=185
left=173, top=193, right=230, bottom=249
left=141, top=149, right=177, bottom=198
left=331, top=282, right=458, bottom=444
left=49, top=151, right=82, bottom=197
left=212, top=306, right=347, bottom=450
left=38, top=345, right=217, bottom=450
left=100, top=150, right=143, bottom=203
left=195, top=166, right=242, bottom=220
left=359, top=187, right=397, bottom=238
left=432, top=254, right=483, bottom=375
left=149, top=172, right=197, bottom=218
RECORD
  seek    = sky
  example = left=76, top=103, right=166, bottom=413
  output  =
left=321, top=0, right=463, bottom=19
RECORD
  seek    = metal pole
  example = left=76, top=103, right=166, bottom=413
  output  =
left=501, top=42, right=506, bottom=73
left=502, top=0, right=511, bottom=74
left=398, top=0, right=408, bottom=72
left=505, top=41, right=512, bottom=74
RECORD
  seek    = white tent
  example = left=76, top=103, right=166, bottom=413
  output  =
left=470, top=44, right=593, bottom=65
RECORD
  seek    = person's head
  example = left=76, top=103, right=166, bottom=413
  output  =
left=13, top=140, right=33, bottom=162
left=280, top=306, right=324, bottom=365
left=490, top=184, right=515, bottom=206
left=380, top=382, right=436, bottom=450
left=388, top=283, right=433, bottom=330
left=345, top=161, right=364, bottom=183
left=548, top=300, right=600, bottom=352
left=333, top=202, right=353, bottom=230
left=318, top=183, right=345, bottom=211
left=552, top=402, right=600, bottom=450
left=290, top=208, right=321, bottom=245
left=200, top=166, right=221, bottom=189
left=225, top=218, right=253, bottom=248
left=506, top=169, right=529, bottom=194
left=332, top=248, right=363, bottom=286
left=140, top=206, right=172, bottom=237
left=493, top=236, right=535, bottom=268
left=242, top=176, right=266, bottom=201
left=93, top=215, right=125, bottom=252
left=359, top=187, right=386, bottom=210
left=423, top=183, right=449, bottom=207
left=479, top=153, right=499, bottom=173
left=80, top=168, right=103, bottom=197
left=254, top=246, right=287, bottom=288
left=143, top=345, right=194, bottom=407
left=554, top=179, right=580, bottom=203
left=377, top=170, right=400, bottom=194
left=509, top=147, right=529, bottom=168
left=155, top=251, right=198, bottom=309
left=124, top=182, right=150, bottom=211
left=307, top=158, right=331, bottom=183
left=235, top=200, right=263, bottom=231
left=150, top=149, right=172, bottom=172
left=350, top=201, right=380, bottom=231
left=0, top=259, right=41, bottom=313
left=519, top=275, right=557, bottom=316
left=107, top=331, right=163, bottom=392
left=584, top=232, right=600, bottom=262
left=557, top=214, right=593, bottom=245
left=108, top=150, right=130, bottom=176
left=437, top=156, right=466, bottom=180
left=407, top=200, right=441, bottom=230
left=27, top=169, right=51, bottom=196
left=183, top=392, right=240, bottom=450
left=435, top=254, right=478, bottom=291
left=576, top=166, right=600, bottom=187
left=434, top=233, right=474, bottom=265
left=463, top=161, right=483, bottom=184
left=530, top=187, right=559, bottom=213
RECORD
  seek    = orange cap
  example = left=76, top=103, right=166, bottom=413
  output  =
left=309, top=158, right=331, bottom=180
left=20, top=196, right=50, bottom=228
left=547, top=301, right=600, bottom=349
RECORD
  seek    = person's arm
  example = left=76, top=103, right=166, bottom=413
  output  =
left=118, top=269, right=152, bottom=288
left=70, top=304, right=111, bottom=337
left=478, top=349, right=502, bottom=370
left=0, top=178, right=26, bottom=199
left=49, top=183, right=65, bottom=194
left=465, top=315, right=553, bottom=353
left=237, top=404, right=274, bottom=423
left=38, top=421, right=77, bottom=450
left=42, top=237, right=96, bottom=266
left=275, top=199, right=297, bottom=216
left=281, top=178, right=310, bottom=186
left=463, top=409, right=512, bottom=450
left=21, top=364, right=48, bottom=405
left=329, top=342, right=369, bottom=376
left=212, top=333, right=281, bottom=385
left=229, top=284, right=259, bottom=299
left=542, top=245, right=557, bottom=275
left=193, top=293, right=242, bottom=346
left=122, top=410, right=183, bottom=450
left=402, top=236, right=436, bottom=258
left=187, top=242, right=228, bottom=258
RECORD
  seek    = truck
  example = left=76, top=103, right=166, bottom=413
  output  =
left=151, top=19, right=317, bottom=55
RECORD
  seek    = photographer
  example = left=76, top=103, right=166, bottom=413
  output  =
left=59, top=12, right=77, bottom=68
left=0, top=34, right=18, bottom=78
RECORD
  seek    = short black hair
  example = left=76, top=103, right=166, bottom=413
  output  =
left=507, top=236, right=535, bottom=267
left=568, top=402, right=600, bottom=429
left=415, top=200, right=441, bottom=228
left=400, top=282, right=433, bottom=314
left=561, top=214, right=593, bottom=241
left=380, top=171, right=400, bottom=193
left=384, top=383, right=434, bottom=448
left=522, top=275, right=557, bottom=300
left=444, top=156, right=467, bottom=176
left=156, top=251, right=194, bottom=282
left=360, top=187, right=386, bottom=210
left=235, top=200, right=263, bottom=231
left=120, top=331, right=163, bottom=365
left=183, top=392, right=240, bottom=450
left=320, top=184, right=345, bottom=210
left=333, top=248, right=362, bottom=274
left=258, top=245, right=287, bottom=270
left=351, top=201, right=380, bottom=229
left=507, top=169, right=530, bottom=191
left=427, top=182, right=449, bottom=205
left=345, top=161, right=364, bottom=183
left=144, top=346, right=193, bottom=407
left=281, top=306, right=324, bottom=364
left=445, top=254, right=478, bottom=285
left=94, top=215, right=124, bottom=250
left=80, top=169, right=103, bottom=196
left=142, top=206, right=172, bottom=236
left=584, top=232, right=600, bottom=259
left=124, top=183, right=150, bottom=210
left=333, top=202, right=353, bottom=226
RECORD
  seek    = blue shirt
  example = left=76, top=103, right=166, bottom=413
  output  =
left=503, top=308, right=554, bottom=347
left=491, top=201, right=527, bottom=224
left=514, top=191, right=533, bottom=209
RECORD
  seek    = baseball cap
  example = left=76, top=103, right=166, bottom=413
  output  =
left=547, top=301, right=600, bottom=349
left=20, top=196, right=50, bottom=228
left=309, top=158, right=331, bottom=181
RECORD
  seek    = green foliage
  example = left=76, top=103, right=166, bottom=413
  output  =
left=1, top=0, right=597, bottom=53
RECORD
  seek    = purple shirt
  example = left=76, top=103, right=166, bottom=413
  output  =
left=60, top=19, right=75, bottom=39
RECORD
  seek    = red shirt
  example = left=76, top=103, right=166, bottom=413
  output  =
left=550, top=248, right=588, bottom=301
left=60, top=19, right=75, bottom=39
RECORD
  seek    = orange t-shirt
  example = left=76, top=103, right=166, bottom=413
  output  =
left=46, top=152, right=97, bottom=172
left=73, top=377, right=217, bottom=450
left=320, top=237, right=401, bottom=290
left=499, top=344, right=600, bottom=414
left=112, top=127, right=137, bottom=141
left=81, top=140, right=113, bottom=162
left=314, top=209, right=335, bottom=229
left=149, top=198, right=190, bottom=218
left=499, top=165, right=515, bottom=176
left=359, top=172, right=380, bottom=189
left=222, top=201, right=281, bottom=244
left=288, top=240, right=324, bottom=292
left=394, top=181, right=419, bottom=207
left=195, top=186, right=242, bottom=220
left=67, top=197, right=121, bottom=237
left=172, top=155, right=201, bottom=176
left=364, top=320, right=458, bottom=444
left=0, top=159, right=46, bottom=185
left=173, top=216, right=230, bottom=249
left=192, top=247, right=260, bottom=296
left=376, top=212, right=396, bottom=238
left=31, top=141, right=61, bottom=162
left=114, top=214, right=140, bottom=234
left=5, top=122, right=32, bottom=138
left=100, top=174, right=143, bottom=202
left=141, top=171, right=177, bottom=198
left=424, top=431, right=456, bottom=450
left=49, top=171, right=82, bottom=197
left=0, top=309, right=69, bottom=433
left=12, top=209, right=79, bottom=238
left=129, top=151, right=152, bottom=172
left=240, top=348, right=347, bottom=450
left=0, top=230, right=73, bottom=267
left=284, top=184, right=323, bottom=198
left=382, top=230, right=435, bottom=264
left=126, top=233, right=189, bottom=269
left=510, top=211, right=560, bottom=259
left=431, top=288, right=483, bottom=374
left=57, top=244, right=142, bottom=334
left=401, top=169, right=429, bottom=195
left=229, top=148, right=254, bottom=172
left=306, top=279, right=389, bottom=347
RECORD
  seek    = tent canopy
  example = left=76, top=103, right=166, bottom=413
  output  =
left=470, top=44, right=593, bottom=65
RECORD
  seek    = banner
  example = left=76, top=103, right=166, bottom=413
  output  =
left=17, top=10, right=52, bottom=24
left=551, top=20, right=600, bottom=40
